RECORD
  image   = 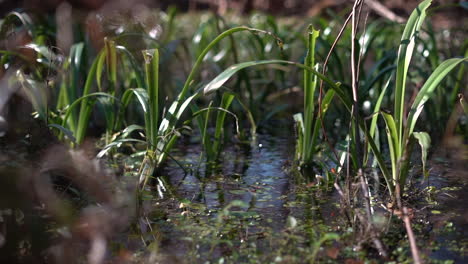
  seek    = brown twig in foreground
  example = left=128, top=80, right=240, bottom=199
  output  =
left=358, top=169, right=388, bottom=257
left=395, top=181, right=422, bottom=263
left=402, top=207, right=422, bottom=264
left=317, top=9, right=354, bottom=164
left=366, top=0, right=406, bottom=23
left=334, top=177, right=388, bottom=258
left=350, top=0, right=364, bottom=168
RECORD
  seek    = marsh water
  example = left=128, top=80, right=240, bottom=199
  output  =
left=0, top=119, right=466, bottom=263
left=127, top=126, right=468, bottom=263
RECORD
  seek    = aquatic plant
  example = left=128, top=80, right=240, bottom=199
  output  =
left=365, top=0, right=467, bottom=197
left=293, top=26, right=333, bottom=168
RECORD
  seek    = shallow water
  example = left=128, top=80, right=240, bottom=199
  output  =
left=1, top=123, right=467, bottom=263
left=135, top=130, right=339, bottom=262
left=138, top=130, right=468, bottom=263
left=422, top=158, right=468, bottom=263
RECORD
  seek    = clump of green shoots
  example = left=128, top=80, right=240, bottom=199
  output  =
left=365, top=0, right=467, bottom=198
left=294, top=25, right=335, bottom=168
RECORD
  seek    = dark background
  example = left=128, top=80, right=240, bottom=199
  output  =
left=0, top=0, right=464, bottom=17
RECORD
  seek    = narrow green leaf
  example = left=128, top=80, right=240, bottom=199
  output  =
left=22, top=43, right=59, bottom=67
left=310, top=89, right=335, bottom=154
left=96, top=49, right=106, bottom=91
left=213, top=92, right=235, bottom=160
left=97, top=138, right=146, bottom=158
left=48, top=124, right=76, bottom=143
left=105, top=38, right=118, bottom=89
left=303, top=26, right=320, bottom=164
left=202, top=59, right=348, bottom=107
left=235, top=96, right=257, bottom=136
left=16, top=71, right=48, bottom=120
left=121, top=124, right=145, bottom=138
left=0, top=12, right=33, bottom=37
left=96, top=96, right=116, bottom=132
left=116, top=45, right=145, bottom=88
left=115, top=88, right=149, bottom=132
left=407, top=58, right=467, bottom=137
left=75, top=50, right=105, bottom=145
left=413, top=132, right=431, bottom=178
left=156, top=93, right=199, bottom=165
left=381, top=112, right=399, bottom=184
left=159, top=93, right=199, bottom=134
left=369, top=76, right=392, bottom=139
left=65, top=42, right=85, bottom=132
left=364, top=126, right=394, bottom=194
left=143, top=49, right=160, bottom=150
left=202, top=101, right=213, bottom=159
left=293, top=113, right=304, bottom=161
left=63, top=92, right=118, bottom=142
left=394, top=0, right=431, bottom=145
left=174, top=26, right=283, bottom=119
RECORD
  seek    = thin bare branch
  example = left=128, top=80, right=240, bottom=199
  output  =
left=366, top=0, right=406, bottom=23
left=403, top=207, right=422, bottom=264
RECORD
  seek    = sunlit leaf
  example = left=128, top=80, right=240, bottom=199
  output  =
left=413, top=132, right=431, bottom=178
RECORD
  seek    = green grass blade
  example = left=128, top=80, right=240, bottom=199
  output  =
left=234, top=96, right=257, bottom=137
left=175, top=26, right=282, bottom=112
left=116, top=45, right=145, bottom=88
left=137, top=49, right=161, bottom=188
left=311, top=89, right=336, bottom=154
left=303, top=26, right=320, bottom=164
left=120, top=124, right=145, bottom=138
left=96, top=47, right=106, bottom=92
left=48, top=124, right=76, bottom=143
left=63, top=92, right=118, bottom=141
left=159, top=93, right=199, bottom=135
left=412, top=132, right=431, bottom=178
left=75, top=51, right=105, bottom=145
left=162, top=6, right=177, bottom=44
left=0, top=11, right=33, bottom=37
left=202, top=59, right=349, bottom=108
left=180, top=27, right=252, bottom=101
left=16, top=71, right=48, bottom=120
left=96, top=96, right=116, bottom=144
left=122, top=88, right=149, bottom=114
left=213, top=92, right=235, bottom=160
left=63, top=43, right=85, bottom=132
left=381, top=112, right=399, bottom=184
left=394, top=0, right=432, bottom=145
left=202, top=102, right=213, bottom=160
left=293, top=113, right=304, bottom=161
left=450, top=47, right=468, bottom=104
left=105, top=38, right=118, bottom=92
left=156, top=93, right=199, bottom=165
left=143, top=49, right=160, bottom=150
left=115, top=88, right=149, bottom=130
left=407, top=58, right=467, bottom=137
left=22, top=43, right=59, bottom=68
left=364, top=126, right=394, bottom=194
left=97, top=138, right=146, bottom=159
left=366, top=75, right=393, bottom=163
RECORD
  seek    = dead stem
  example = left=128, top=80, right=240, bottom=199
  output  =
left=402, top=207, right=422, bottom=264
left=359, top=169, right=388, bottom=257
left=335, top=168, right=389, bottom=258
left=317, top=8, right=354, bottom=164
left=366, top=0, right=406, bottom=23
left=396, top=182, right=422, bottom=263
left=351, top=0, right=364, bottom=168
